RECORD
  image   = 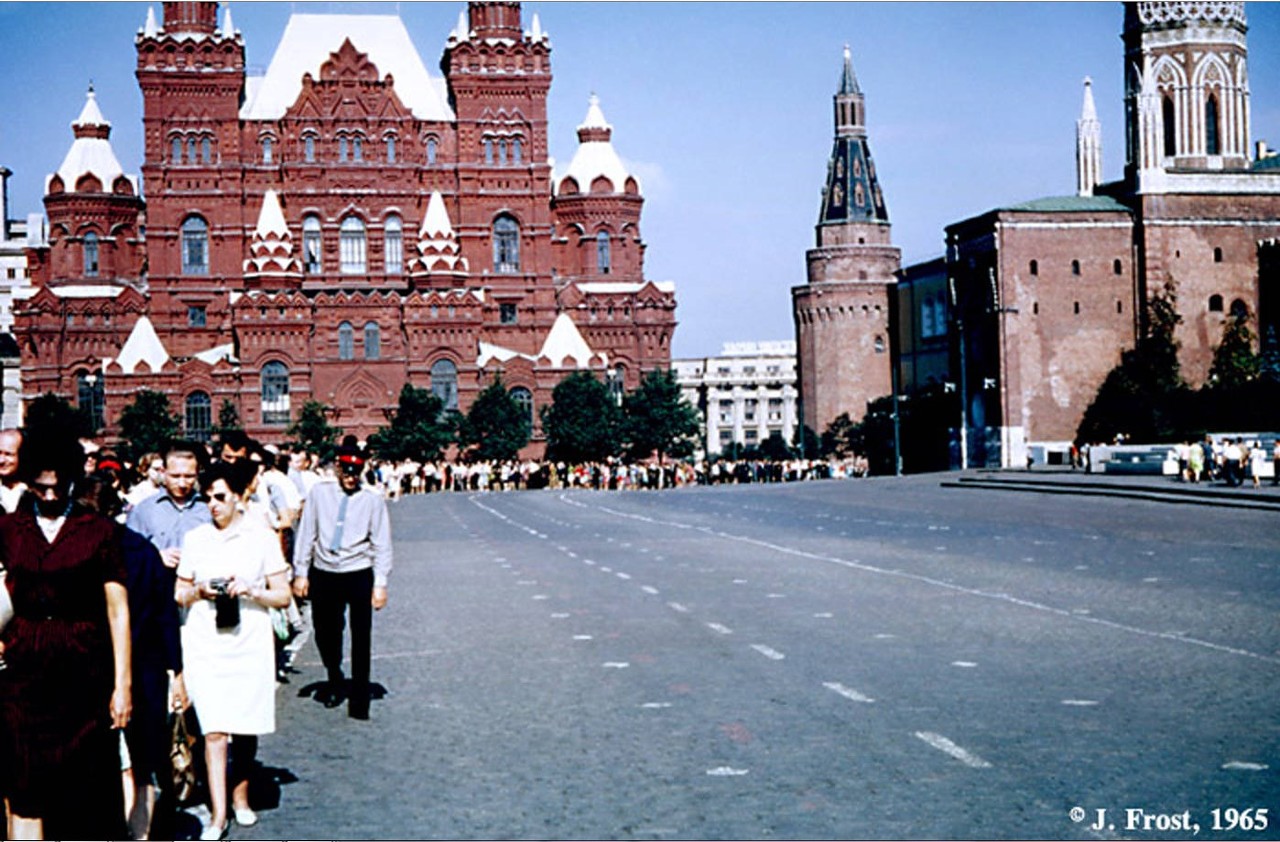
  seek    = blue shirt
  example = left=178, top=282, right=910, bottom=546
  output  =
left=124, top=490, right=212, bottom=551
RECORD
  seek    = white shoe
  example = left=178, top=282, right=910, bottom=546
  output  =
left=199, top=820, right=228, bottom=840
left=234, top=806, right=259, bottom=827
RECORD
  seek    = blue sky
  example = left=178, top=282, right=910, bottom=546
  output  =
left=1, top=2, right=1278, bottom=358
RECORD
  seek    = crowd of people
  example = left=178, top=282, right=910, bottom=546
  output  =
left=0, top=428, right=393, bottom=840
left=1168, top=436, right=1280, bottom=487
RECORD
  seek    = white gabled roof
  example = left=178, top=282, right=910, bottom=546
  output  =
left=557, top=95, right=636, bottom=195
left=576, top=281, right=676, bottom=295
left=49, top=89, right=138, bottom=194
left=111, top=315, right=170, bottom=374
left=476, top=341, right=532, bottom=368
left=194, top=343, right=236, bottom=366
left=240, top=14, right=454, bottom=121
left=538, top=313, right=598, bottom=368
left=47, top=284, right=126, bottom=299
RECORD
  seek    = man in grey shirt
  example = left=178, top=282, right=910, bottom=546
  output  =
left=125, top=440, right=211, bottom=567
left=292, top=437, right=392, bottom=720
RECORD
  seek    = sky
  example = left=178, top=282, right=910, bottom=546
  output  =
left=1, top=2, right=1278, bottom=359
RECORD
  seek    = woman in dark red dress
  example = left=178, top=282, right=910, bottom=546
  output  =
left=0, top=434, right=131, bottom=840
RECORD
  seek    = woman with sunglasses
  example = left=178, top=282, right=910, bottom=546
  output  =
left=174, top=460, right=291, bottom=840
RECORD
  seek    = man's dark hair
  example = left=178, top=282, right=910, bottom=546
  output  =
left=199, top=459, right=258, bottom=498
left=162, top=439, right=211, bottom=472
left=19, top=431, right=85, bottom=486
left=218, top=429, right=252, bottom=455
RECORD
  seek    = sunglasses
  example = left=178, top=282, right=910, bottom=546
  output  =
left=208, top=491, right=236, bottom=503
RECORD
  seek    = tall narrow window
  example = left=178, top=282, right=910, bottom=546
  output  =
left=181, top=216, right=209, bottom=275
left=493, top=215, right=519, bottom=274
left=1114, top=258, right=1123, bottom=275
left=512, top=137, right=523, bottom=164
left=171, top=137, right=182, bottom=163
left=83, top=232, right=100, bottom=277
left=1162, top=96, right=1177, bottom=158
left=261, top=361, right=290, bottom=426
left=922, top=295, right=936, bottom=337
left=386, top=136, right=396, bottom=163
left=426, top=137, right=438, bottom=165
left=262, top=137, right=273, bottom=164
left=510, top=387, right=533, bottom=428
left=185, top=392, right=212, bottom=443
left=353, top=136, right=363, bottom=162
left=77, top=370, right=105, bottom=431
left=1029, top=260, right=1038, bottom=276
left=187, top=137, right=198, bottom=163
left=1213, top=247, right=1223, bottom=263
left=430, top=359, right=458, bottom=411
left=1071, top=259, right=1081, bottom=276
left=484, top=138, right=494, bottom=164
left=933, top=296, right=947, bottom=333
left=384, top=215, right=403, bottom=276
left=338, top=136, right=349, bottom=163
left=303, top=215, right=321, bottom=274
left=1205, top=95, right=1220, bottom=156
left=498, top=139, right=508, bottom=165
left=201, top=136, right=212, bottom=164
left=340, top=217, right=367, bottom=274
left=596, top=230, right=611, bottom=274
left=304, top=135, right=316, bottom=163
left=363, top=321, right=381, bottom=360
left=338, top=321, right=354, bottom=360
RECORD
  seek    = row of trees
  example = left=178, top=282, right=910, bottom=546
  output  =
left=34, top=368, right=704, bottom=468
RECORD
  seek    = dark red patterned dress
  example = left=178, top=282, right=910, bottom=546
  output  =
left=0, top=502, right=127, bottom=838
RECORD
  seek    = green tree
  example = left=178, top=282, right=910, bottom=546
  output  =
left=620, top=368, right=700, bottom=465
left=117, top=389, right=182, bottom=463
left=287, top=399, right=343, bottom=461
left=214, top=399, right=243, bottom=437
left=794, top=424, right=821, bottom=459
left=1208, top=304, right=1261, bottom=390
left=759, top=430, right=794, bottom=462
left=458, top=375, right=530, bottom=462
left=367, top=384, right=455, bottom=462
left=24, top=392, right=94, bottom=442
left=1077, top=280, right=1190, bottom=443
left=821, top=413, right=857, bottom=457
left=540, top=371, right=621, bottom=464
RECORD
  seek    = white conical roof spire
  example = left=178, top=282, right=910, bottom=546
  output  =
left=558, top=94, right=637, bottom=195
left=244, top=189, right=300, bottom=278
left=51, top=86, right=138, bottom=194
left=222, top=4, right=234, bottom=35
left=74, top=85, right=110, bottom=129
left=539, top=313, right=598, bottom=368
left=254, top=189, right=288, bottom=237
left=412, top=191, right=468, bottom=277
left=530, top=13, right=544, bottom=42
left=1081, top=76, right=1098, bottom=121
left=112, top=316, right=171, bottom=375
left=142, top=6, right=159, bottom=37
left=581, top=93, right=610, bottom=131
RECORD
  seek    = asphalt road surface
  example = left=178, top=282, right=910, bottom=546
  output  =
left=237, top=476, right=1279, bottom=841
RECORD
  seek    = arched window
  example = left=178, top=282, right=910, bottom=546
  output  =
left=1213, top=247, right=1223, bottom=263
left=426, top=137, right=438, bottom=165
left=1208, top=294, right=1224, bottom=312
left=596, top=230, right=611, bottom=274
left=608, top=365, right=625, bottom=405
left=187, top=137, right=198, bottom=163
left=364, top=321, right=381, bottom=360
left=874, top=336, right=886, bottom=354
left=352, top=135, right=363, bottom=162
left=512, top=137, right=523, bottom=164
left=262, top=136, right=274, bottom=164
left=338, top=321, right=354, bottom=360
left=1071, top=259, right=1081, bottom=276
left=1029, top=259, right=1038, bottom=276
left=304, top=134, right=316, bottom=163
left=1114, top=259, right=1123, bottom=275
left=338, top=136, right=349, bottom=163
left=185, top=392, right=212, bottom=443
left=430, top=359, right=458, bottom=411
left=200, top=136, right=212, bottom=164
left=922, top=295, right=936, bottom=337
left=340, top=216, right=367, bottom=274
left=510, top=386, right=533, bottom=427
left=261, top=361, right=290, bottom=426
left=1205, top=95, right=1220, bottom=156
left=303, top=215, right=321, bottom=274
left=77, top=370, right=105, bottom=431
left=181, top=216, right=209, bottom=275
left=83, top=231, right=100, bottom=277
left=1162, top=96, right=1177, bottom=157
left=484, top=138, right=494, bottom=165
left=493, top=215, right=519, bottom=274
left=171, top=136, right=182, bottom=164
left=386, top=135, right=396, bottom=163
left=384, top=214, right=403, bottom=276
left=498, top=139, right=508, bottom=166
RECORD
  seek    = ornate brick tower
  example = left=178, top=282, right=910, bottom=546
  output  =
left=792, top=46, right=900, bottom=434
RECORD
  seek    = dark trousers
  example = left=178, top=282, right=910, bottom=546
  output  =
left=310, top=567, right=374, bottom=701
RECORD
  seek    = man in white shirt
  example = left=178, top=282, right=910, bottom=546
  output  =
left=0, top=428, right=24, bottom=514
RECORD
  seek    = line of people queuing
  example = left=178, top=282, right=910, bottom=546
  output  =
left=1170, top=436, right=1280, bottom=488
left=0, top=428, right=392, bottom=840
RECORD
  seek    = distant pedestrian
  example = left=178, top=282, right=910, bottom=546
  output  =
left=1222, top=439, right=1243, bottom=487
left=1272, top=440, right=1280, bottom=487
left=292, top=436, right=393, bottom=720
left=1188, top=440, right=1204, bottom=484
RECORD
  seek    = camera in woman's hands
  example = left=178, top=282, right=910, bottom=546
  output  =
left=208, top=577, right=240, bottom=630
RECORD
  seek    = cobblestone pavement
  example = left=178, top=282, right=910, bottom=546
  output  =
left=223, top=475, right=1278, bottom=840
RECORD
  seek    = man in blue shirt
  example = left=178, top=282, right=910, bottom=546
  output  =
left=126, top=440, right=211, bottom=569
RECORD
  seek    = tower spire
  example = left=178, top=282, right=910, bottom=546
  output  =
left=821, top=44, right=886, bottom=225
left=1076, top=76, right=1102, bottom=195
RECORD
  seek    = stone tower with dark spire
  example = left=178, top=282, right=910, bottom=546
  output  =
left=792, top=45, right=901, bottom=434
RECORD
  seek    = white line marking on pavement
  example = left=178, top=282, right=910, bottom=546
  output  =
left=751, top=644, right=786, bottom=660
left=600, top=566, right=613, bottom=573
left=603, top=662, right=630, bottom=669
left=551, top=613, right=570, bottom=619
left=1222, top=761, right=1269, bottom=771
left=824, top=681, right=874, bottom=703
left=951, top=661, right=978, bottom=668
left=874, top=633, right=896, bottom=639
left=573, top=635, right=593, bottom=641
left=668, top=602, right=689, bottom=613
left=532, top=595, right=549, bottom=600
left=566, top=499, right=1280, bottom=665
left=583, top=559, right=596, bottom=566
left=706, top=622, right=733, bottom=635
left=641, top=702, right=673, bottom=709
left=733, top=579, right=748, bottom=585
left=641, top=586, right=660, bottom=595
left=706, top=767, right=749, bottom=777
left=767, top=593, right=785, bottom=599
left=1061, top=699, right=1099, bottom=706
left=616, top=572, right=632, bottom=580
left=814, top=612, right=834, bottom=618
left=915, top=732, right=992, bottom=768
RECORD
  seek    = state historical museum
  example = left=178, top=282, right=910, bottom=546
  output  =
left=17, top=1, right=677, bottom=449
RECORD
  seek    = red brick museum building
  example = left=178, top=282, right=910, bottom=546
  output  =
left=16, top=1, right=676, bottom=448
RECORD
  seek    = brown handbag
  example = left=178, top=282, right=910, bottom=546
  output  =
left=170, top=710, right=198, bottom=802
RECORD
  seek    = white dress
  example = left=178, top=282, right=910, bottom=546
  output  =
left=178, top=517, right=288, bottom=735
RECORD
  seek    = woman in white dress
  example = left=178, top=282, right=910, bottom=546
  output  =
left=174, top=461, right=292, bottom=840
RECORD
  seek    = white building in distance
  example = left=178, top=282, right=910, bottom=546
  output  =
left=673, top=341, right=799, bottom=458
left=0, top=166, right=41, bottom=428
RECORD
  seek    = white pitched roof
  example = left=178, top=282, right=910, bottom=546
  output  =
left=50, top=90, right=138, bottom=194
left=476, top=341, right=531, bottom=368
left=194, top=343, right=236, bottom=366
left=254, top=189, right=288, bottom=237
left=539, top=313, right=597, bottom=368
left=557, top=95, right=636, bottom=195
left=240, top=14, right=454, bottom=121
left=576, top=281, right=676, bottom=294
left=47, top=284, right=126, bottom=299
left=421, top=191, right=454, bottom=237
left=111, top=315, right=170, bottom=374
